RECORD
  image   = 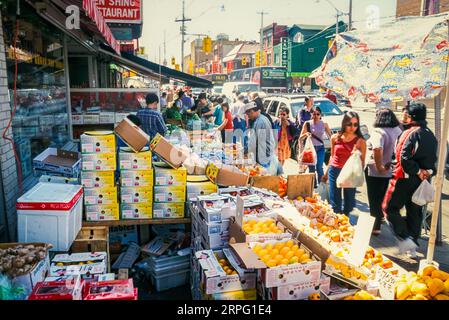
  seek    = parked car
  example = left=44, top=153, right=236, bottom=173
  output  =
left=262, top=94, right=370, bottom=152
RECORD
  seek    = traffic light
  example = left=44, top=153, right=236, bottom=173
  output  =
left=203, top=36, right=212, bottom=53
left=171, top=57, right=176, bottom=65
left=255, top=51, right=261, bottom=66
left=262, top=51, right=267, bottom=66
left=175, top=64, right=180, bottom=71
left=188, top=60, right=194, bottom=74
left=242, top=56, right=247, bottom=66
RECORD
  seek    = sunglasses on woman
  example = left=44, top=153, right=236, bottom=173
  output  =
left=313, top=113, right=321, bottom=116
left=346, top=122, right=359, bottom=127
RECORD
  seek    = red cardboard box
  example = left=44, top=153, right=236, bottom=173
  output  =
left=83, top=279, right=137, bottom=300
left=28, top=277, right=84, bottom=300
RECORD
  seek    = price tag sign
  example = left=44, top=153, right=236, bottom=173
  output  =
left=206, top=163, right=220, bottom=184
left=375, top=266, right=396, bottom=300
left=235, top=196, right=245, bottom=227
left=150, top=134, right=162, bottom=150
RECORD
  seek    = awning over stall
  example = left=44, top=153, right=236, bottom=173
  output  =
left=121, top=52, right=213, bottom=88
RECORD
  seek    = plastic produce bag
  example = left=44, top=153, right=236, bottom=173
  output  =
left=317, top=182, right=330, bottom=202
left=337, top=150, right=365, bottom=188
left=412, top=180, right=435, bottom=206
left=298, top=137, right=317, bottom=166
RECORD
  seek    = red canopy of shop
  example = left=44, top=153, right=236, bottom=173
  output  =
left=82, top=0, right=120, bottom=53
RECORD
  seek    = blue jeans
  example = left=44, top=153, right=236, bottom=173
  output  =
left=308, top=145, right=325, bottom=186
left=328, top=166, right=357, bottom=216
left=233, top=118, right=247, bottom=146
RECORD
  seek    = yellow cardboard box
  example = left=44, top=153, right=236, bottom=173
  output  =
left=153, top=203, right=185, bottom=219
left=84, top=187, right=118, bottom=205
left=120, top=170, right=153, bottom=187
left=120, top=186, right=153, bottom=204
left=119, top=147, right=152, bottom=170
left=154, top=186, right=186, bottom=203
left=85, top=203, right=119, bottom=221
left=121, top=203, right=153, bottom=220
left=82, top=153, right=117, bottom=171
left=81, top=171, right=115, bottom=188
left=80, top=131, right=116, bottom=154
left=187, top=181, right=218, bottom=200
left=154, top=167, right=187, bottom=186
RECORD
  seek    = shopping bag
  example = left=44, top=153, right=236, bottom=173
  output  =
left=337, top=150, right=365, bottom=188
left=317, top=182, right=330, bottom=202
left=412, top=180, right=435, bottom=206
left=298, top=136, right=317, bottom=166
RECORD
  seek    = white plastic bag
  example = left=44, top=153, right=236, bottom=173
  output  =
left=412, top=180, right=435, bottom=206
left=337, top=150, right=365, bottom=188
left=317, top=182, right=330, bottom=202
left=298, top=136, right=317, bottom=166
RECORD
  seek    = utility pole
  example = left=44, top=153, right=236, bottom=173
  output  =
left=348, top=0, right=353, bottom=30
left=257, top=11, right=268, bottom=66
left=175, top=0, right=191, bottom=72
left=163, top=30, right=167, bottom=66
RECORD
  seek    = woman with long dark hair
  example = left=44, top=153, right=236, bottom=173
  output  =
left=365, top=109, right=402, bottom=235
left=323, top=111, right=367, bottom=216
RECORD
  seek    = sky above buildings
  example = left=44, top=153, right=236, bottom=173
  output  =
left=141, top=0, right=397, bottom=63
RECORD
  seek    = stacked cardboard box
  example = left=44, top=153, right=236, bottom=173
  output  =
left=153, top=166, right=187, bottom=219
left=81, top=132, right=119, bottom=221
left=119, top=147, right=153, bottom=220
left=191, top=195, right=236, bottom=251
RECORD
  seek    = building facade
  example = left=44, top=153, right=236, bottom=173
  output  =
left=396, top=0, right=448, bottom=17
left=262, top=23, right=288, bottom=66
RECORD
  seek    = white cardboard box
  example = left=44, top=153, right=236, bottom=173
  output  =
left=195, top=249, right=257, bottom=295
left=17, top=183, right=83, bottom=252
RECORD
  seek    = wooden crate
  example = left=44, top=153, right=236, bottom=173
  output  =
left=71, top=227, right=109, bottom=253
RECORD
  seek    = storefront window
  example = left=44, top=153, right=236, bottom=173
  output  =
left=2, top=3, right=69, bottom=189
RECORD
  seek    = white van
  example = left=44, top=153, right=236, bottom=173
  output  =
left=222, top=82, right=260, bottom=101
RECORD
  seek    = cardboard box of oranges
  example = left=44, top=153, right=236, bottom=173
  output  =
left=230, top=215, right=292, bottom=243
left=195, top=249, right=256, bottom=295
left=230, top=239, right=322, bottom=288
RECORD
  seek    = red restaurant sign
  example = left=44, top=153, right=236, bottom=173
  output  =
left=96, top=0, right=142, bottom=24
left=82, top=0, right=120, bottom=53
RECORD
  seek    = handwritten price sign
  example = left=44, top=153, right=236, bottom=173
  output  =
left=375, top=266, right=397, bottom=300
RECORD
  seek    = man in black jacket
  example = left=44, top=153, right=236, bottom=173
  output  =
left=382, top=103, right=437, bottom=257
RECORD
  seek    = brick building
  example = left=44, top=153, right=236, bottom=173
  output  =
left=397, top=0, right=449, bottom=17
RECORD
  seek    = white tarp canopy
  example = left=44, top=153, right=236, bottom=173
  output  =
left=313, top=13, right=449, bottom=103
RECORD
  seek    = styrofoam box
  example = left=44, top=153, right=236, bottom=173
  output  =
left=17, top=183, right=83, bottom=252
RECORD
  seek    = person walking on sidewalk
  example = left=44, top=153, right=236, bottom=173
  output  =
left=365, top=109, right=402, bottom=236
left=322, top=111, right=366, bottom=217
left=300, top=106, right=332, bottom=186
left=382, top=103, right=437, bottom=257
left=274, top=107, right=298, bottom=166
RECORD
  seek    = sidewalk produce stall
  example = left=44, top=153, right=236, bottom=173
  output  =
left=1, top=111, right=448, bottom=301
left=312, top=13, right=449, bottom=280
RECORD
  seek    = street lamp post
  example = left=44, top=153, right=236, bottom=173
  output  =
left=316, top=0, right=351, bottom=34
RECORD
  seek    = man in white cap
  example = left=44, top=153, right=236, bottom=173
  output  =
left=244, top=102, right=283, bottom=176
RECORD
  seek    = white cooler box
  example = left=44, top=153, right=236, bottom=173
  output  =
left=17, top=183, right=84, bottom=252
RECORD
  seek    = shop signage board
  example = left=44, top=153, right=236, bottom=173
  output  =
left=96, top=0, right=142, bottom=24
left=281, top=37, right=289, bottom=68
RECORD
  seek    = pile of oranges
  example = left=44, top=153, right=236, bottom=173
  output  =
left=252, top=240, right=314, bottom=268
left=242, top=219, right=283, bottom=235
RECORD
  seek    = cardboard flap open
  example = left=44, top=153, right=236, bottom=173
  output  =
left=287, top=174, right=315, bottom=200
left=250, top=176, right=281, bottom=193
left=229, top=243, right=266, bottom=269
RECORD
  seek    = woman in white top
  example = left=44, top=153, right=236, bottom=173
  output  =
left=365, top=108, right=402, bottom=236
